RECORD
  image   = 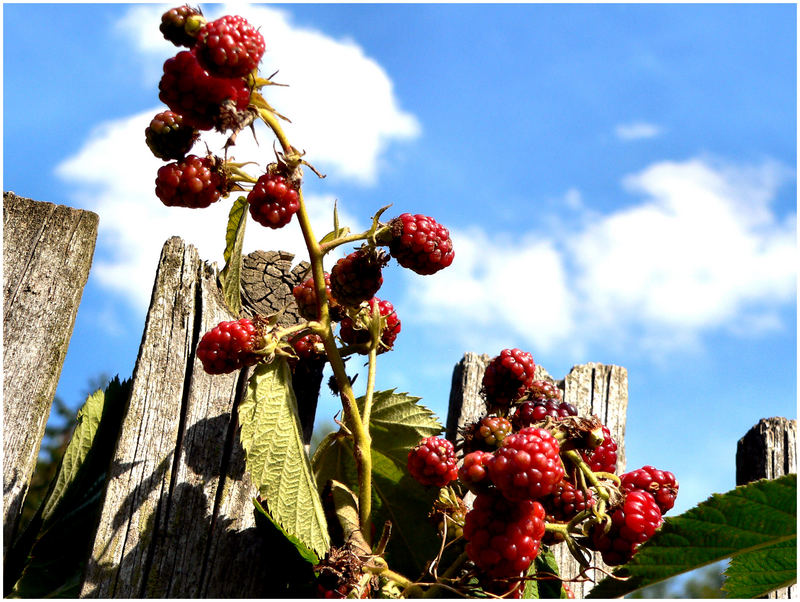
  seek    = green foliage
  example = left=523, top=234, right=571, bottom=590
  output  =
left=311, top=390, right=444, bottom=578
left=7, top=377, right=130, bottom=598
left=219, top=196, right=248, bottom=315
left=252, top=498, right=319, bottom=564
left=589, top=474, right=796, bottom=599
left=239, top=359, right=330, bottom=560
left=523, top=546, right=562, bottom=599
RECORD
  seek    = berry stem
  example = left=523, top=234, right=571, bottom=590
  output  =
left=563, top=449, right=610, bottom=503
left=421, top=551, right=469, bottom=599
left=318, top=205, right=392, bottom=255
left=258, top=103, right=376, bottom=542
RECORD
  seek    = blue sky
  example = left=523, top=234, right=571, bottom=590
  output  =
left=3, top=2, right=796, bottom=525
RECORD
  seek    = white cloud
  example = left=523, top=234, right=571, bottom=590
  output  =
left=56, top=4, right=421, bottom=311
left=115, top=3, right=420, bottom=184
left=409, top=157, right=796, bottom=358
left=615, top=121, right=663, bottom=141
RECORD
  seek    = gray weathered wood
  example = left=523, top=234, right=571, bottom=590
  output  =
left=2, top=191, right=98, bottom=561
left=80, top=237, right=302, bottom=597
left=736, top=417, right=797, bottom=599
left=445, top=355, right=628, bottom=598
left=240, top=249, right=309, bottom=325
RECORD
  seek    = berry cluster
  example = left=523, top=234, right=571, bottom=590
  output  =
left=405, top=348, right=679, bottom=590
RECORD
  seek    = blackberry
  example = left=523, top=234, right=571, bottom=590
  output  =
left=581, top=425, right=618, bottom=474
left=588, top=490, right=663, bottom=566
left=158, top=50, right=251, bottom=131
left=463, top=489, right=546, bottom=578
left=407, top=436, right=458, bottom=488
left=464, top=415, right=513, bottom=452
left=145, top=110, right=199, bottom=161
left=620, top=466, right=679, bottom=515
left=386, top=213, right=454, bottom=275
left=247, top=172, right=300, bottom=229
left=330, top=247, right=388, bottom=308
left=159, top=5, right=203, bottom=48
left=481, top=349, right=536, bottom=411
left=458, top=450, right=493, bottom=494
left=338, top=297, right=400, bottom=354
left=195, top=14, right=265, bottom=78
left=512, top=398, right=577, bottom=430
left=196, top=318, right=260, bottom=374
left=155, top=154, right=227, bottom=208
left=488, top=427, right=564, bottom=502
left=292, top=272, right=345, bottom=322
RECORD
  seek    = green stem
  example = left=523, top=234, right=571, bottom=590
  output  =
left=564, top=450, right=610, bottom=502
left=260, top=105, right=374, bottom=542
left=422, top=551, right=469, bottom=598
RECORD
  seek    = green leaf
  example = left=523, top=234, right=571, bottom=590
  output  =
left=356, top=389, right=443, bottom=467
left=40, top=388, right=105, bottom=522
left=312, top=391, right=444, bottom=578
left=723, top=538, right=797, bottom=598
left=239, top=359, right=330, bottom=559
left=587, top=474, right=797, bottom=598
left=219, top=196, right=248, bottom=315
left=523, top=546, right=562, bottom=599
left=8, top=377, right=130, bottom=598
left=252, top=497, right=319, bottom=564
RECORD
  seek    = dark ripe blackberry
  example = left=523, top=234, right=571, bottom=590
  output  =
left=338, top=297, right=400, bottom=354
left=145, top=110, right=199, bottom=161
left=159, top=5, right=203, bottom=48
left=512, top=398, right=577, bottom=430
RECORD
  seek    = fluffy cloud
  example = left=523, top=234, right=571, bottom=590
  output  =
left=409, top=157, right=796, bottom=356
left=57, top=3, right=421, bottom=312
left=614, top=121, right=663, bottom=141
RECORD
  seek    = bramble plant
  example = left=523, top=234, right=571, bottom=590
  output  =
left=133, top=6, right=795, bottom=599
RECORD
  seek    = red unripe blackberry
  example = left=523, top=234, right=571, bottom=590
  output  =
left=195, top=15, right=265, bottom=78
left=563, top=584, right=576, bottom=599
left=196, top=318, right=260, bottom=374
left=526, top=380, right=563, bottom=403
left=589, top=490, right=663, bottom=566
left=289, top=332, right=325, bottom=362
left=620, top=466, right=679, bottom=515
left=386, top=213, right=454, bottom=275
left=155, top=154, right=227, bottom=208
left=339, top=297, right=401, bottom=354
left=407, top=436, right=458, bottom=488
left=481, top=349, right=536, bottom=410
left=463, top=490, right=546, bottom=579
left=465, top=416, right=513, bottom=452
left=292, top=272, right=345, bottom=322
left=159, top=5, right=202, bottom=48
left=247, top=172, right=300, bottom=228
left=488, top=427, right=564, bottom=502
left=145, top=110, right=199, bottom=161
left=159, top=50, right=251, bottom=131
left=580, top=425, right=618, bottom=474
left=330, top=247, right=388, bottom=307
left=458, top=450, right=493, bottom=494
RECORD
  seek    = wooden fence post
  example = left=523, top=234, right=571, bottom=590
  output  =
left=446, top=355, right=628, bottom=598
left=2, top=192, right=98, bottom=561
left=80, top=238, right=309, bottom=597
left=736, top=417, right=797, bottom=600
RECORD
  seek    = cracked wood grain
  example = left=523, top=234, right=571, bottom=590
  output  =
left=2, top=191, right=98, bottom=561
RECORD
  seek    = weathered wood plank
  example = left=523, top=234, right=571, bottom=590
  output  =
left=2, top=191, right=98, bottom=561
left=80, top=238, right=313, bottom=597
left=736, top=417, right=797, bottom=600
left=445, top=354, right=629, bottom=598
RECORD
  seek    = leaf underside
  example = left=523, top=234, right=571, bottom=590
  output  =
left=588, top=474, right=797, bottom=599
left=219, top=196, right=248, bottom=315
left=240, top=360, right=330, bottom=560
